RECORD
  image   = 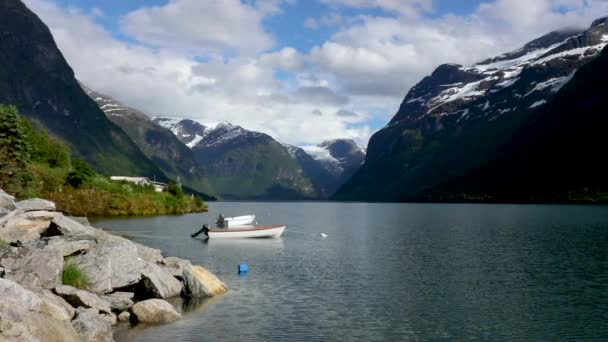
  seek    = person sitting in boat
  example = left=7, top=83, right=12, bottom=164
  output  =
left=217, top=213, right=225, bottom=226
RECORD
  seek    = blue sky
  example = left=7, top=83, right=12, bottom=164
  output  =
left=25, top=0, right=606, bottom=146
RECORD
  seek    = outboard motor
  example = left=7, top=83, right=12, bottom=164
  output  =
left=191, top=224, right=210, bottom=238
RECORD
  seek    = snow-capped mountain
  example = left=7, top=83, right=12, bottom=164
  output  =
left=285, top=139, right=366, bottom=197
left=155, top=117, right=366, bottom=198
left=152, top=118, right=208, bottom=148
left=153, top=118, right=316, bottom=199
left=335, top=17, right=608, bottom=201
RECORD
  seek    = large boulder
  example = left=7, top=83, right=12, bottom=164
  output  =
left=130, top=299, right=182, bottom=324
left=182, top=265, right=228, bottom=298
left=101, top=291, right=134, bottom=311
left=0, top=246, right=64, bottom=289
left=0, top=279, right=80, bottom=342
left=28, top=287, right=76, bottom=322
left=14, top=198, right=56, bottom=212
left=139, top=262, right=183, bottom=299
left=48, top=215, right=99, bottom=240
left=45, top=236, right=94, bottom=256
left=70, top=240, right=144, bottom=293
left=97, top=232, right=163, bottom=263
left=55, top=285, right=113, bottom=315
left=71, top=308, right=114, bottom=342
left=0, top=216, right=50, bottom=242
left=161, top=256, right=192, bottom=278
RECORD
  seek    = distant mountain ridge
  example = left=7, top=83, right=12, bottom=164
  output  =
left=155, top=117, right=366, bottom=199
left=335, top=18, right=608, bottom=201
left=83, top=87, right=216, bottom=198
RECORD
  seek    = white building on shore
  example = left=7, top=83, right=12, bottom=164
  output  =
left=110, top=176, right=167, bottom=192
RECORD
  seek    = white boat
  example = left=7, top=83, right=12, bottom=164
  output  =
left=207, top=225, right=285, bottom=239
left=217, top=214, right=256, bottom=227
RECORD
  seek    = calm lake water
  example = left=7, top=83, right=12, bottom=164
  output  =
left=93, top=202, right=608, bottom=341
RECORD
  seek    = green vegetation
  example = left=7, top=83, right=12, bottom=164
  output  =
left=0, top=105, right=207, bottom=216
left=62, top=261, right=90, bottom=289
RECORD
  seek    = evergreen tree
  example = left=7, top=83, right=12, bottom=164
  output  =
left=0, top=105, right=32, bottom=194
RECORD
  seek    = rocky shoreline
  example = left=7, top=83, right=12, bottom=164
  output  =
left=0, top=189, right=227, bottom=342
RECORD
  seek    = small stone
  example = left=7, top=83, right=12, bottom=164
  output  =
left=117, top=311, right=131, bottom=322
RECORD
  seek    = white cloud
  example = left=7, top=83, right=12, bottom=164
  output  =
left=120, top=0, right=276, bottom=56
left=309, top=0, right=608, bottom=101
left=22, top=0, right=371, bottom=147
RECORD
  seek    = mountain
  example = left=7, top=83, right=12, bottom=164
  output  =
left=156, top=118, right=316, bottom=199
left=83, top=86, right=216, bottom=198
left=153, top=118, right=208, bottom=148
left=284, top=140, right=365, bottom=198
left=0, top=0, right=163, bottom=178
left=335, top=18, right=608, bottom=201
left=427, top=45, right=608, bottom=202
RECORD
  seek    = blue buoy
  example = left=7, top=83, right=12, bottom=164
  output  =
left=238, top=264, right=248, bottom=273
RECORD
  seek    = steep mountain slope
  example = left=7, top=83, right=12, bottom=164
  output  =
left=335, top=18, right=608, bottom=201
left=83, top=87, right=216, bottom=198
left=428, top=45, right=608, bottom=202
left=0, top=0, right=162, bottom=177
left=156, top=119, right=316, bottom=199
left=284, top=140, right=365, bottom=197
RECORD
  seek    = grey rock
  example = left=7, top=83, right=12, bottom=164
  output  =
left=49, top=215, right=99, bottom=240
left=162, top=256, right=192, bottom=278
left=101, top=291, right=134, bottom=311
left=182, top=265, right=228, bottom=298
left=15, top=198, right=56, bottom=212
left=98, top=232, right=163, bottom=263
left=130, top=299, right=182, bottom=324
left=71, top=308, right=114, bottom=342
left=70, top=240, right=144, bottom=293
left=0, top=214, right=50, bottom=242
left=0, top=279, right=79, bottom=342
left=140, top=262, right=183, bottom=299
left=0, top=189, right=15, bottom=212
left=117, top=311, right=131, bottom=322
left=55, top=285, right=112, bottom=314
left=44, top=236, right=94, bottom=256
left=28, top=286, right=76, bottom=321
left=0, top=278, right=43, bottom=311
left=0, top=246, right=63, bottom=289
left=68, top=216, right=90, bottom=226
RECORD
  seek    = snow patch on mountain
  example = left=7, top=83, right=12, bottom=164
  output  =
left=529, top=100, right=547, bottom=109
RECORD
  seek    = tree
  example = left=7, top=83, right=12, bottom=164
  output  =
left=0, top=105, right=32, bottom=194
left=65, top=159, right=96, bottom=188
left=166, top=182, right=184, bottom=198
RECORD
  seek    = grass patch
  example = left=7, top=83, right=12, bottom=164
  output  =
left=62, top=261, right=90, bottom=289
left=0, top=240, right=8, bottom=247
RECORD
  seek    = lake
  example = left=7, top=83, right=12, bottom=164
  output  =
left=93, top=202, right=608, bottom=341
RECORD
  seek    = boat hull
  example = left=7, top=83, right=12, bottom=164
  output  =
left=207, top=225, right=285, bottom=239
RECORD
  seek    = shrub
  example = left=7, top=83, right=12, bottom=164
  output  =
left=65, top=159, right=96, bottom=188
left=62, top=261, right=90, bottom=289
left=166, top=182, right=184, bottom=198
